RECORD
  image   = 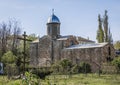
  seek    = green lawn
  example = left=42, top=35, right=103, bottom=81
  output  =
left=0, top=74, right=120, bottom=85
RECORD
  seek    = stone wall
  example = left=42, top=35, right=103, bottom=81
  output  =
left=61, top=44, right=115, bottom=72
left=30, top=34, right=115, bottom=72
left=30, top=42, right=39, bottom=67
left=53, top=40, right=63, bottom=63
left=38, top=35, right=52, bottom=67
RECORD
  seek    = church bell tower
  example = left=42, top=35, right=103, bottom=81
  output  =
left=47, top=10, right=61, bottom=39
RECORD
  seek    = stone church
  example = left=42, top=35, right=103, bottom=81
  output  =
left=30, top=12, right=115, bottom=72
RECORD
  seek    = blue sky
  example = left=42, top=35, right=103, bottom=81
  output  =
left=0, top=0, right=120, bottom=42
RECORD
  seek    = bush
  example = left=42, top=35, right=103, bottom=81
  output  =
left=60, top=59, right=72, bottom=68
left=51, top=63, right=62, bottom=74
left=79, top=62, right=91, bottom=73
left=51, top=60, right=91, bottom=74
left=59, top=59, right=72, bottom=74
left=58, top=60, right=91, bottom=74
left=30, top=68, right=52, bottom=79
left=112, top=57, right=120, bottom=72
left=22, top=71, right=39, bottom=85
left=1, top=51, right=18, bottom=77
left=1, top=51, right=16, bottom=64
left=71, top=64, right=79, bottom=74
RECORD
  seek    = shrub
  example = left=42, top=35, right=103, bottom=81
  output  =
left=71, top=64, right=79, bottom=74
left=22, top=71, right=39, bottom=85
left=1, top=51, right=16, bottom=64
left=30, top=68, right=52, bottom=79
left=1, top=51, right=18, bottom=77
left=79, top=62, right=91, bottom=73
left=51, top=63, right=62, bottom=74
left=112, top=57, right=120, bottom=72
left=59, top=59, right=72, bottom=74
left=60, top=59, right=72, bottom=68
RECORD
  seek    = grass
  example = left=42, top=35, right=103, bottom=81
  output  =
left=0, top=74, right=120, bottom=85
left=0, top=76, right=21, bottom=85
left=44, top=74, right=120, bottom=85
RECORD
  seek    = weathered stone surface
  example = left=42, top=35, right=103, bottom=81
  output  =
left=61, top=43, right=115, bottom=72
left=29, top=13, right=115, bottom=72
left=30, top=42, right=39, bottom=67
left=30, top=34, right=115, bottom=72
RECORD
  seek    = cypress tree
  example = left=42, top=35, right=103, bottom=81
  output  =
left=108, top=28, right=113, bottom=44
left=97, top=10, right=113, bottom=43
left=96, top=14, right=104, bottom=43
left=103, top=10, right=109, bottom=42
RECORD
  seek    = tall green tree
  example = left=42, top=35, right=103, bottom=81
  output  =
left=96, top=10, right=113, bottom=43
left=108, top=28, right=113, bottom=44
left=103, top=10, right=113, bottom=43
left=114, top=41, right=120, bottom=50
left=103, top=10, right=109, bottom=42
left=96, top=14, right=104, bottom=43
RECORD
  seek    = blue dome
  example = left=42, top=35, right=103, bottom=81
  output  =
left=47, top=14, right=60, bottom=24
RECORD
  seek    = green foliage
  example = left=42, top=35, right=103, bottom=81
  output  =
left=71, top=62, right=91, bottom=74
left=80, top=62, right=91, bottom=73
left=53, top=59, right=91, bottom=74
left=4, top=64, right=18, bottom=76
left=1, top=51, right=16, bottom=64
left=96, top=28, right=104, bottom=43
left=30, top=68, right=52, bottom=79
left=17, top=33, right=38, bottom=62
left=22, top=71, right=39, bottom=85
left=0, top=50, right=2, bottom=61
left=71, top=64, right=79, bottom=74
left=1, top=74, right=120, bottom=85
left=96, top=14, right=104, bottom=43
left=96, top=10, right=113, bottom=43
left=114, top=41, right=120, bottom=50
left=15, top=56, right=21, bottom=67
left=27, top=33, right=38, bottom=41
left=59, top=59, right=72, bottom=74
left=51, top=62, right=62, bottom=74
left=60, top=59, right=72, bottom=68
left=112, top=57, right=120, bottom=72
left=1, top=51, right=18, bottom=76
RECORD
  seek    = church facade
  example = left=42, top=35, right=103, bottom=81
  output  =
left=30, top=12, right=115, bottom=72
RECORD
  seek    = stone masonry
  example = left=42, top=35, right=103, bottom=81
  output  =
left=30, top=12, right=115, bottom=72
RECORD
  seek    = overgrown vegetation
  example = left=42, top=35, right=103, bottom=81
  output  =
left=0, top=19, right=38, bottom=79
left=30, top=68, right=52, bottom=79
left=114, top=41, right=120, bottom=50
left=0, top=73, right=120, bottom=85
left=0, top=16, right=119, bottom=85
left=51, top=59, right=91, bottom=75
left=112, top=57, right=120, bottom=73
